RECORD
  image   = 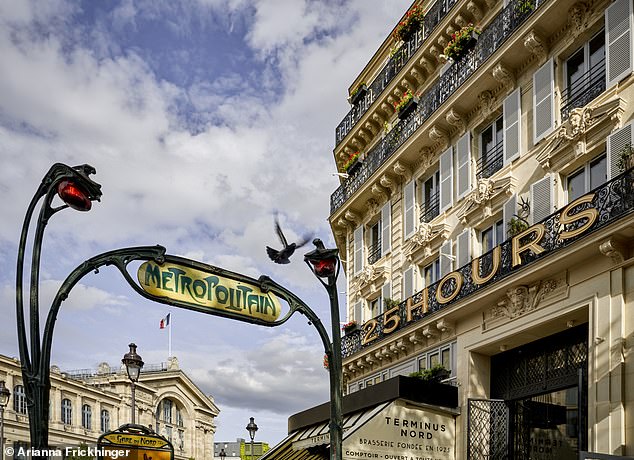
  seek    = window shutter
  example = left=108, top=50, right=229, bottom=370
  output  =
left=606, top=0, right=633, bottom=88
left=403, top=267, right=414, bottom=299
left=530, top=175, right=553, bottom=224
left=456, top=132, right=472, bottom=199
left=354, top=225, right=364, bottom=274
left=502, top=194, right=518, bottom=240
left=533, top=58, right=555, bottom=144
left=403, top=180, right=416, bottom=239
left=440, top=240, right=453, bottom=277
left=456, top=229, right=471, bottom=269
left=503, top=88, right=521, bottom=164
left=381, top=200, right=391, bottom=254
left=607, top=121, right=634, bottom=179
left=440, top=147, right=454, bottom=212
left=382, top=282, right=392, bottom=310
left=354, top=300, right=362, bottom=323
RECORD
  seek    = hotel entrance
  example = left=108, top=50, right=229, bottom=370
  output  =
left=468, top=324, right=588, bottom=460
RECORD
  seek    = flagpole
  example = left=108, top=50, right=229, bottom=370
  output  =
left=168, top=316, right=172, bottom=358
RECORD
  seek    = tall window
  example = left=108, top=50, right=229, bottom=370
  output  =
left=481, top=220, right=504, bottom=253
left=162, top=399, right=173, bottom=423
left=421, top=171, right=440, bottom=223
left=562, top=30, right=605, bottom=120
left=367, top=221, right=381, bottom=264
left=61, top=398, right=72, bottom=425
left=82, top=404, right=92, bottom=430
left=176, top=408, right=183, bottom=427
left=423, top=259, right=440, bottom=288
left=478, top=117, right=504, bottom=179
left=369, top=297, right=381, bottom=319
left=566, top=154, right=607, bottom=202
left=13, top=385, right=26, bottom=414
left=101, top=409, right=110, bottom=433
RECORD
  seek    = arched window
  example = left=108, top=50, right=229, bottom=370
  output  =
left=162, top=399, right=173, bottom=423
left=13, top=385, right=26, bottom=414
left=61, top=398, right=72, bottom=425
left=101, top=409, right=110, bottom=432
left=82, top=404, right=92, bottom=429
left=157, top=399, right=186, bottom=449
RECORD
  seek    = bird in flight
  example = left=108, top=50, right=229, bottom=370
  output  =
left=266, top=216, right=311, bottom=264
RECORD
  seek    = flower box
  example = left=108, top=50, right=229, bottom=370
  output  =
left=397, top=97, right=418, bottom=120
left=342, top=321, right=359, bottom=335
left=444, top=25, right=480, bottom=61
left=349, top=84, right=368, bottom=106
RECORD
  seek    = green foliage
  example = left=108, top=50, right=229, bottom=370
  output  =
left=515, top=0, right=535, bottom=15
left=507, top=217, right=529, bottom=237
left=409, top=364, right=450, bottom=383
left=618, top=143, right=634, bottom=172
left=383, top=298, right=400, bottom=309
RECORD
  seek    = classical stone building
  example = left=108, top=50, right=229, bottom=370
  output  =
left=268, top=0, right=634, bottom=458
left=0, top=354, right=219, bottom=460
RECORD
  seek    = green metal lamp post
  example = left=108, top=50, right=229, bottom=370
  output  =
left=0, top=381, right=10, bottom=460
left=122, top=343, right=144, bottom=425
left=304, top=239, right=343, bottom=460
left=245, top=417, right=258, bottom=460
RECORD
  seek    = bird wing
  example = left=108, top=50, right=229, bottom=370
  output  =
left=274, top=218, right=289, bottom=247
left=266, top=246, right=280, bottom=260
left=295, top=233, right=313, bottom=248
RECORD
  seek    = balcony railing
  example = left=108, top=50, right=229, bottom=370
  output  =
left=342, top=167, right=634, bottom=358
left=420, top=191, right=440, bottom=223
left=331, top=0, right=549, bottom=215
left=476, top=140, right=504, bottom=179
left=367, top=239, right=382, bottom=265
left=335, top=0, right=461, bottom=146
left=560, top=57, right=606, bottom=121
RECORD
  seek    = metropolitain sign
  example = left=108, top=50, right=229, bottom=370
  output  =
left=360, top=191, right=601, bottom=346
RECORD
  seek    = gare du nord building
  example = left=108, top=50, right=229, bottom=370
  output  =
left=266, top=0, right=634, bottom=459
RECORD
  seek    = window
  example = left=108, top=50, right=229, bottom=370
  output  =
left=101, top=409, right=110, bottom=433
left=367, top=221, right=381, bottom=264
left=162, top=399, right=173, bottom=423
left=481, top=220, right=504, bottom=254
left=562, top=30, right=606, bottom=120
left=420, top=172, right=440, bottom=223
left=61, top=398, right=72, bottom=425
left=566, top=153, right=607, bottom=201
left=13, top=385, right=26, bottom=414
left=82, top=404, right=92, bottom=430
left=369, top=297, right=382, bottom=319
left=477, top=116, right=504, bottom=179
left=176, top=408, right=184, bottom=427
left=423, top=259, right=440, bottom=288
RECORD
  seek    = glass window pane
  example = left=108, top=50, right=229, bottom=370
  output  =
left=441, top=348, right=451, bottom=369
left=495, top=220, right=504, bottom=245
left=418, top=356, right=427, bottom=370
left=481, top=226, right=494, bottom=253
left=589, top=31, right=605, bottom=68
left=567, top=168, right=585, bottom=201
left=429, top=353, right=440, bottom=367
left=566, top=48, right=585, bottom=90
left=589, top=155, right=606, bottom=190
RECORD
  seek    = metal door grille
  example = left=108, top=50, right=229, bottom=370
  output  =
left=467, top=399, right=509, bottom=460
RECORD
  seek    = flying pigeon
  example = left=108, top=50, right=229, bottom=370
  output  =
left=266, top=217, right=311, bottom=264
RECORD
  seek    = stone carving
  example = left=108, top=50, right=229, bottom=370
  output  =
left=484, top=0, right=497, bottom=7
left=437, top=36, right=449, bottom=49
left=569, top=2, right=589, bottom=38
left=420, top=56, right=435, bottom=74
left=490, top=278, right=566, bottom=320
left=366, top=198, right=379, bottom=216
left=492, top=62, right=515, bottom=90
left=479, top=90, right=494, bottom=118
left=371, top=183, right=389, bottom=202
left=372, top=113, right=384, bottom=126
left=466, top=1, right=483, bottom=21
left=446, top=108, right=466, bottom=134
left=429, top=45, right=443, bottom=61
left=459, top=178, right=498, bottom=223
left=416, top=146, right=434, bottom=170
left=380, top=174, right=397, bottom=194
left=381, top=101, right=395, bottom=115
left=410, top=68, right=426, bottom=86
left=455, top=14, right=469, bottom=28
left=429, top=124, right=449, bottom=149
left=344, top=210, right=360, bottom=225
left=364, top=121, right=378, bottom=136
left=599, top=238, right=626, bottom=264
left=558, top=107, right=593, bottom=140
left=523, top=30, right=548, bottom=62
left=393, top=161, right=411, bottom=180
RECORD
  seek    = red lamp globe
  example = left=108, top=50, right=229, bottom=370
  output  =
left=57, top=180, right=92, bottom=211
left=310, top=257, right=337, bottom=278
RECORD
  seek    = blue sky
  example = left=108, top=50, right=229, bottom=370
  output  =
left=0, top=0, right=411, bottom=447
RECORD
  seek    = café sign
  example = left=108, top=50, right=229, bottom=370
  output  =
left=137, top=260, right=281, bottom=323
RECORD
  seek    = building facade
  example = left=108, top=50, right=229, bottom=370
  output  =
left=213, top=438, right=270, bottom=460
left=327, top=0, right=634, bottom=458
left=0, top=354, right=219, bottom=460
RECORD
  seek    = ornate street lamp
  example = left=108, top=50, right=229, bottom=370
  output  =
left=122, top=343, right=144, bottom=425
left=0, top=381, right=10, bottom=460
left=304, top=239, right=342, bottom=460
left=245, top=417, right=258, bottom=460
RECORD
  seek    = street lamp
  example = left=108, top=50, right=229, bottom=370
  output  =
left=304, top=239, right=342, bottom=460
left=219, top=448, right=226, bottom=460
left=245, top=417, right=258, bottom=460
left=122, top=343, right=144, bottom=425
left=0, top=381, right=10, bottom=460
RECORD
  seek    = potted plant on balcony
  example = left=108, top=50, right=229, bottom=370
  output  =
left=409, top=364, right=451, bottom=383
left=407, top=364, right=457, bottom=407
left=342, top=320, right=359, bottom=335
left=342, top=151, right=362, bottom=175
left=349, top=83, right=368, bottom=106
left=392, top=3, right=425, bottom=43
left=394, top=89, right=418, bottom=120
left=443, top=24, right=480, bottom=61
left=618, top=143, right=634, bottom=172
left=507, top=216, right=529, bottom=237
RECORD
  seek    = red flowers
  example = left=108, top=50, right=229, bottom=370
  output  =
left=392, top=4, right=425, bottom=42
left=342, top=151, right=361, bottom=172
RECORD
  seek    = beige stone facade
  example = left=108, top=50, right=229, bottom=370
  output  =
left=329, top=0, right=634, bottom=458
left=0, top=354, right=219, bottom=460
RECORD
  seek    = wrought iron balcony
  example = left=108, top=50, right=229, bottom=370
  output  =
left=331, top=0, right=549, bottom=215
left=561, top=57, right=606, bottom=121
left=341, top=167, right=634, bottom=358
left=476, top=141, right=504, bottom=179
left=334, top=0, right=460, bottom=147
left=367, top=239, right=382, bottom=265
left=420, top=191, right=440, bottom=223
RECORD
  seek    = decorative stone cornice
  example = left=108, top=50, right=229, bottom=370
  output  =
left=354, top=265, right=387, bottom=297
left=403, top=222, right=452, bottom=263
left=455, top=14, right=469, bottom=29
left=419, top=56, right=435, bottom=74
left=569, top=2, right=590, bottom=38
left=436, top=319, right=454, bottom=333
left=429, top=45, right=443, bottom=61
left=380, top=174, right=398, bottom=194
left=380, top=101, right=395, bottom=116
left=466, top=1, right=483, bottom=21
left=416, top=146, right=434, bottom=170
left=429, top=125, right=449, bottom=149
left=478, top=90, right=495, bottom=119
left=459, top=176, right=515, bottom=225
left=599, top=237, right=626, bottom=264
left=371, top=183, right=389, bottom=202
left=344, top=210, right=360, bottom=225
left=446, top=108, right=466, bottom=134
left=364, top=121, right=378, bottom=136
left=393, top=161, right=411, bottom=181
left=492, top=62, right=515, bottom=91
left=410, top=68, right=426, bottom=86
left=366, top=198, right=380, bottom=216
left=523, top=30, right=548, bottom=63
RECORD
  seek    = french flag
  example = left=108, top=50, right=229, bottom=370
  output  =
left=159, top=313, right=170, bottom=329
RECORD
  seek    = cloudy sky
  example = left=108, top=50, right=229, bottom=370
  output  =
left=0, top=0, right=411, bottom=447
